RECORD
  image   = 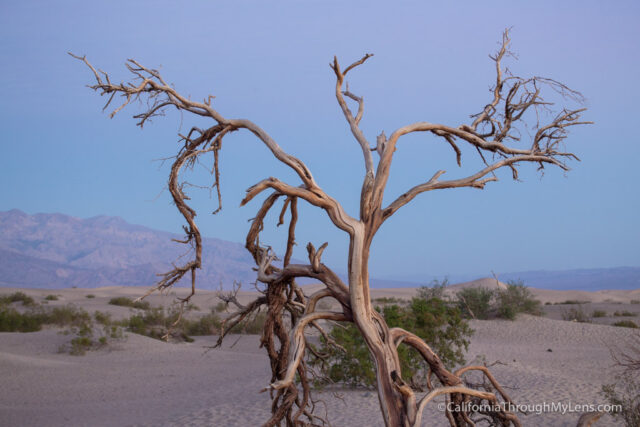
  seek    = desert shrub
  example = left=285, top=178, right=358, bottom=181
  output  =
left=314, top=296, right=472, bottom=389
left=601, top=333, right=640, bottom=426
left=0, top=306, right=46, bottom=332
left=373, top=297, right=402, bottom=304
left=417, top=278, right=449, bottom=301
left=109, top=296, right=133, bottom=307
left=631, top=300, right=640, bottom=305
left=132, top=300, right=150, bottom=310
left=0, top=301, right=122, bottom=354
left=602, top=382, right=640, bottom=426
left=122, top=304, right=264, bottom=341
left=544, top=301, right=552, bottom=305
left=124, top=307, right=175, bottom=339
left=319, top=323, right=376, bottom=388
left=102, top=323, right=124, bottom=340
left=44, top=294, right=58, bottom=301
left=495, top=281, right=542, bottom=320
left=60, top=322, right=122, bottom=356
left=614, top=311, right=637, bottom=317
left=53, top=306, right=123, bottom=355
left=93, top=311, right=112, bottom=325
left=68, top=336, right=93, bottom=355
left=456, top=287, right=494, bottom=320
left=213, top=301, right=227, bottom=313
left=401, top=297, right=472, bottom=370
left=556, top=300, right=589, bottom=305
left=562, top=306, right=591, bottom=323
left=454, top=281, right=541, bottom=320
left=122, top=306, right=195, bottom=341
left=0, top=292, right=36, bottom=306
left=232, top=311, right=267, bottom=334
left=186, top=303, right=200, bottom=311
left=592, top=310, right=608, bottom=318
left=0, top=303, right=94, bottom=333
left=614, top=321, right=639, bottom=329
left=183, top=309, right=221, bottom=336
left=47, top=305, right=92, bottom=328
left=108, top=296, right=150, bottom=310
left=85, top=294, right=96, bottom=299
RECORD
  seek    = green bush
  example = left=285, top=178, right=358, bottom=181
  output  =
left=495, top=282, right=542, bottom=320
left=213, top=301, right=227, bottom=313
left=93, top=311, right=112, bottom=325
left=455, top=281, right=541, bottom=320
left=68, top=336, right=93, bottom=356
left=562, top=306, right=591, bottom=323
left=0, top=300, right=122, bottom=354
left=417, top=278, right=449, bottom=301
left=373, top=297, right=402, bottom=305
left=44, top=294, right=58, bottom=301
left=229, top=311, right=266, bottom=334
left=631, top=300, right=640, bottom=305
left=614, top=311, right=637, bottom=317
left=613, top=321, right=638, bottom=329
left=183, top=309, right=221, bottom=336
left=0, top=306, right=46, bottom=332
left=592, top=310, right=608, bottom=318
left=108, top=296, right=150, bottom=310
left=123, top=306, right=203, bottom=341
left=85, top=294, right=96, bottom=299
left=319, top=323, right=377, bottom=388
left=0, top=292, right=36, bottom=306
left=556, top=300, right=589, bottom=305
left=186, top=303, right=200, bottom=311
left=314, top=296, right=472, bottom=389
left=61, top=317, right=122, bottom=356
left=47, top=305, right=92, bottom=328
left=123, top=307, right=175, bottom=339
left=456, top=287, right=494, bottom=320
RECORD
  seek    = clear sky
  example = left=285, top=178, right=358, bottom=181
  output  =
left=1, top=0, right=639, bottom=281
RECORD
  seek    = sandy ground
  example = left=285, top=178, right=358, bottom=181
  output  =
left=1, top=284, right=639, bottom=426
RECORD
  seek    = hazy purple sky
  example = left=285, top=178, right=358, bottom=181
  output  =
left=1, top=1, right=639, bottom=281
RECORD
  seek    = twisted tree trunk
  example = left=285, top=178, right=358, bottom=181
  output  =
left=75, top=28, right=589, bottom=427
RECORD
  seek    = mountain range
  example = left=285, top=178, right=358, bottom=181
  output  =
left=0, top=209, right=255, bottom=289
left=1, top=209, right=638, bottom=291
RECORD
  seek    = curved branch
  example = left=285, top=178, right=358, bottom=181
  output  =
left=241, top=177, right=357, bottom=234
left=389, top=327, right=462, bottom=387
left=413, top=386, right=499, bottom=427
left=368, top=29, right=590, bottom=219
left=455, top=365, right=518, bottom=411
left=270, top=311, right=348, bottom=391
left=381, top=153, right=563, bottom=221
left=214, top=296, right=267, bottom=347
left=71, top=53, right=348, bottom=219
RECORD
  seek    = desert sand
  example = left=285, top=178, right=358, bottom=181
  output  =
left=1, top=283, right=639, bottom=426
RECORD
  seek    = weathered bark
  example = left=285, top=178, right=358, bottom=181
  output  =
left=75, top=29, right=589, bottom=427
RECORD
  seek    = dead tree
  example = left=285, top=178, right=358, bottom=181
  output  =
left=73, top=30, right=590, bottom=426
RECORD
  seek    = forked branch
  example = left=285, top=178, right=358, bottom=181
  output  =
left=76, top=30, right=590, bottom=427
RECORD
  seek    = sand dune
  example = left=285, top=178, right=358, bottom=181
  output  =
left=1, top=284, right=638, bottom=426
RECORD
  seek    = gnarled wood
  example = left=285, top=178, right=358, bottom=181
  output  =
left=75, top=29, right=589, bottom=427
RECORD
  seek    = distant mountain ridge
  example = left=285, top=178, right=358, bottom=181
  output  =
left=0, top=210, right=638, bottom=291
left=0, top=209, right=256, bottom=289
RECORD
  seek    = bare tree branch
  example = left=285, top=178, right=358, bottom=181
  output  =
left=76, top=29, right=589, bottom=427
